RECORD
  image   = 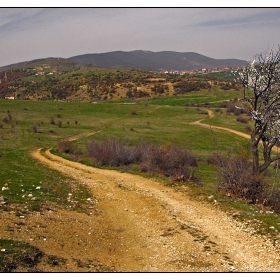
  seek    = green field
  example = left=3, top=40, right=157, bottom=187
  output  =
left=0, top=94, right=278, bottom=193
left=1, top=90, right=280, bottom=271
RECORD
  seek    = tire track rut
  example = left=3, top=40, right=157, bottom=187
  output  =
left=27, top=148, right=280, bottom=271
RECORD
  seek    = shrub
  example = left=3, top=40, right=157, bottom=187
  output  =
left=206, top=152, right=227, bottom=167
left=140, top=143, right=198, bottom=182
left=274, top=160, right=280, bottom=169
left=86, top=139, right=141, bottom=167
left=220, top=83, right=232, bottom=90
left=47, top=130, right=57, bottom=135
left=225, top=100, right=248, bottom=115
left=236, top=116, right=248, bottom=124
left=57, top=140, right=78, bottom=154
left=174, top=80, right=210, bottom=94
left=244, top=125, right=252, bottom=132
left=3, top=117, right=9, bottom=124
left=32, top=125, right=38, bottom=133
left=217, top=154, right=264, bottom=203
left=86, top=140, right=198, bottom=183
left=214, top=108, right=222, bottom=114
left=215, top=153, right=280, bottom=212
left=218, top=101, right=228, bottom=108
left=260, top=186, right=280, bottom=213
left=50, top=118, right=55, bottom=125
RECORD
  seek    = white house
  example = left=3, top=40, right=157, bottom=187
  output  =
left=5, top=94, right=15, bottom=100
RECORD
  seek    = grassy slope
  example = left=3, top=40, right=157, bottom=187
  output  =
left=0, top=96, right=249, bottom=204
left=1, top=89, right=280, bottom=270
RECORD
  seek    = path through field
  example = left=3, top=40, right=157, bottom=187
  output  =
left=190, top=109, right=251, bottom=139
left=25, top=147, right=280, bottom=272
left=2, top=108, right=280, bottom=272
left=191, top=109, right=279, bottom=154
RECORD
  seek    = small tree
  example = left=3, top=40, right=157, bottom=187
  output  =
left=236, top=48, right=280, bottom=176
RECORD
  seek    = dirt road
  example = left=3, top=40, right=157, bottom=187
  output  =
left=13, top=148, right=277, bottom=272
left=191, top=109, right=280, bottom=154
left=2, top=109, right=280, bottom=272
left=191, top=109, right=251, bottom=140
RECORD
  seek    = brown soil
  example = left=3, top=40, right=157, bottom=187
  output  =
left=2, top=109, right=280, bottom=272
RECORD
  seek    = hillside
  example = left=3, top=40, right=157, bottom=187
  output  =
left=0, top=51, right=247, bottom=73
left=68, top=50, right=247, bottom=71
left=0, top=57, right=84, bottom=72
left=1, top=101, right=280, bottom=272
left=0, top=55, right=242, bottom=102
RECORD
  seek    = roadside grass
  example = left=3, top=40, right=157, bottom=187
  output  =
left=0, top=145, right=93, bottom=214
left=0, top=100, right=96, bottom=214
left=0, top=239, right=44, bottom=272
left=1, top=93, right=280, bottom=270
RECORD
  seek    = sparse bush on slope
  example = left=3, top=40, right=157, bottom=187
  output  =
left=208, top=152, right=280, bottom=213
left=140, top=143, right=198, bottom=182
left=86, top=139, right=198, bottom=183
left=86, top=139, right=141, bottom=167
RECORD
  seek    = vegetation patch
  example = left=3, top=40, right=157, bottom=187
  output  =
left=1, top=61, right=280, bottom=269
left=86, top=139, right=198, bottom=183
left=0, top=239, right=44, bottom=272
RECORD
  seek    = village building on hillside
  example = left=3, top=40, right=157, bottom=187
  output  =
left=4, top=94, right=15, bottom=100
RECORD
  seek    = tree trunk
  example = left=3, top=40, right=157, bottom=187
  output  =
left=259, top=141, right=273, bottom=174
left=252, top=131, right=260, bottom=176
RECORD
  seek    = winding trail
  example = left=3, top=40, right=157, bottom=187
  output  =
left=3, top=107, right=280, bottom=272
left=25, top=148, right=280, bottom=271
left=191, top=109, right=279, bottom=154
left=190, top=109, right=251, bottom=139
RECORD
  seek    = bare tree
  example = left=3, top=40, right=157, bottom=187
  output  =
left=236, top=48, right=280, bottom=176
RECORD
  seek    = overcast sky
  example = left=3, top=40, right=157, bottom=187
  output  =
left=0, top=7, right=280, bottom=67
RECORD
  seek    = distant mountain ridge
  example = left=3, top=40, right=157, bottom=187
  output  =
left=68, top=50, right=247, bottom=71
left=0, top=50, right=247, bottom=72
left=0, top=58, right=79, bottom=72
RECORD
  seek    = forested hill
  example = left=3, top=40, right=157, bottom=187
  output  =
left=68, top=50, right=247, bottom=71
left=0, top=56, right=241, bottom=102
left=0, top=51, right=247, bottom=72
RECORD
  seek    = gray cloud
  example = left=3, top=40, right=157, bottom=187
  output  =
left=193, top=8, right=280, bottom=29
left=0, top=8, right=279, bottom=67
